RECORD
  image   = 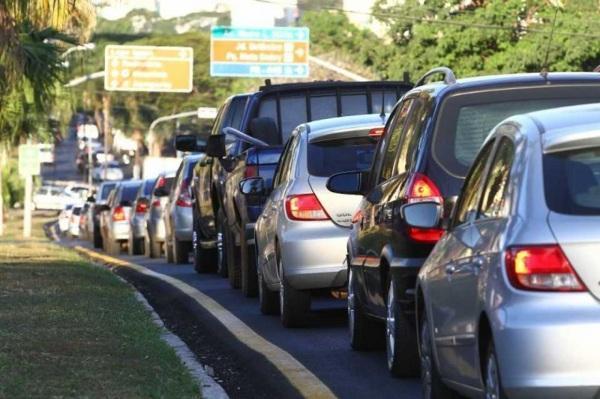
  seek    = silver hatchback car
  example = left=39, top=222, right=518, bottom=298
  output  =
left=251, top=114, right=384, bottom=327
left=415, top=104, right=600, bottom=399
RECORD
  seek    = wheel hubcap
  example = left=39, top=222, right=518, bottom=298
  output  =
left=386, top=282, right=396, bottom=369
left=485, top=352, right=500, bottom=399
left=420, top=319, right=433, bottom=398
left=347, top=269, right=356, bottom=340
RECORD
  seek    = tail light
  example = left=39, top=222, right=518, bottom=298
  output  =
left=244, top=165, right=258, bottom=178
left=368, top=127, right=385, bottom=138
left=505, top=245, right=586, bottom=292
left=285, top=193, right=329, bottom=221
left=156, top=175, right=166, bottom=189
left=135, top=201, right=148, bottom=214
left=112, top=205, right=126, bottom=222
left=406, top=173, right=444, bottom=243
left=176, top=180, right=193, bottom=207
left=152, top=199, right=161, bottom=208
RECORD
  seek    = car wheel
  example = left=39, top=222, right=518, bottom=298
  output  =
left=216, top=209, right=228, bottom=278
left=348, top=266, right=382, bottom=350
left=258, top=271, right=279, bottom=315
left=192, top=213, right=216, bottom=273
left=240, top=225, right=258, bottom=297
left=278, top=249, right=310, bottom=328
left=485, top=341, right=507, bottom=399
left=386, top=277, right=420, bottom=377
left=420, top=308, right=458, bottom=399
left=173, top=237, right=189, bottom=264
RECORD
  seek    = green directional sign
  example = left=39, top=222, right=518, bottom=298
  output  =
left=18, top=144, right=40, bottom=178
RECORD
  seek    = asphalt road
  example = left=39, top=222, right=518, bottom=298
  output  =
left=44, top=137, right=423, bottom=399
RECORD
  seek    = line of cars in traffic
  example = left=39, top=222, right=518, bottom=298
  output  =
left=62, top=68, right=600, bottom=398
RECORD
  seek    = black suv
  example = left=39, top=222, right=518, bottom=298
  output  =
left=327, top=68, right=600, bottom=377
left=183, top=80, right=412, bottom=296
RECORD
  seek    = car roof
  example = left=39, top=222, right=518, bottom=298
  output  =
left=258, top=80, right=412, bottom=93
left=302, top=114, right=386, bottom=143
left=411, top=72, right=600, bottom=98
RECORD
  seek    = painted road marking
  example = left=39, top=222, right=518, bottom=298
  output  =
left=74, top=246, right=337, bottom=399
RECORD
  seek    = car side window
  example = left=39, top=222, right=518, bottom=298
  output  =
left=395, top=99, right=427, bottom=176
left=378, top=99, right=413, bottom=183
left=279, top=133, right=300, bottom=185
left=478, top=137, right=515, bottom=219
left=453, top=140, right=495, bottom=227
left=273, top=135, right=294, bottom=188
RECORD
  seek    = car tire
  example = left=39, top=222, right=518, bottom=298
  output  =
left=420, top=308, right=459, bottom=399
left=348, top=266, right=382, bottom=350
left=173, top=237, right=189, bottom=264
left=93, top=228, right=102, bottom=248
left=225, top=227, right=241, bottom=289
left=133, top=237, right=144, bottom=255
left=216, top=209, right=228, bottom=278
left=192, top=212, right=217, bottom=273
left=240, top=224, right=258, bottom=297
left=386, top=277, right=420, bottom=377
left=484, top=341, right=507, bottom=399
left=258, top=271, right=279, bottom=315
left=278, top=249, right=310, bottom=328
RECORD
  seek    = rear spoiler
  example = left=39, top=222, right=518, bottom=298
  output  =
left=543, top=128, right=600, bottom=154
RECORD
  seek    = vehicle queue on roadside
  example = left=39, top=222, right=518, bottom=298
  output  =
left=64, top=67, right=600, bottom=399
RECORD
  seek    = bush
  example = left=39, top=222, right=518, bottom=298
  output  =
left=2, top=159, right=24, bottom=208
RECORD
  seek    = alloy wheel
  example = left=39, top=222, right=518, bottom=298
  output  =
left=386, top=281, right=396, bottom=370
left=485, top=351, right=500, bottom=399
left=420, top=317, right=433, bottom=399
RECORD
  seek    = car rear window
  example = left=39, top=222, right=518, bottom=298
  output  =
left=544, top=148, right=600, bottom=215
left=433, top=86, right=600, bottom=178
left=122, top=185, right=141, bottom=202
left=258, top=88, right=402, bottom=142
left=307, top=136, right=377, bottom=177
left=72, top=207, right=81, bottom=215
left=100, top=183, right=116, bottom=200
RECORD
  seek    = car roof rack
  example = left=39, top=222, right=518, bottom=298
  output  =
left=414, top=67, right=457, bottom=88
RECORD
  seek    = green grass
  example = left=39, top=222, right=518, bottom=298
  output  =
left=0, top=210, right=201, bottom=398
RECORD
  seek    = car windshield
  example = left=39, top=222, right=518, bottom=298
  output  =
left=544, top=147, right=600, bottom=215
left=433, top=87, right=600, bottom=177
left=308, top=136, right=377, bottom=177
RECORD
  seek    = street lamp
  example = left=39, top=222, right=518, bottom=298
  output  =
left=61, top=42, right=96, bottom=67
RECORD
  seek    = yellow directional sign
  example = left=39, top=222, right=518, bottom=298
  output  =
left=104, top=45, right=193, bottom=93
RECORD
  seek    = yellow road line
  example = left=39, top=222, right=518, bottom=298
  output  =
left=74, top=245, right=337, bottom=399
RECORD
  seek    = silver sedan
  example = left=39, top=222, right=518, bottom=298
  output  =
left=252, top=114, right=384, bottom=327
left=415, top=103, right=600, bottom=399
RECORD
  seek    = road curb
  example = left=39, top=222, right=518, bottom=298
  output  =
left=73, top=245, right=338, bottom=399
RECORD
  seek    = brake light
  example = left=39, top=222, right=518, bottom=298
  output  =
left=285, top=193, right=329, bottom=221
left=152, top=199, right=161, bottom=208
left=368, top=127, right=385, bottom=138
left=176, top=180, right=193, bottom=207
left=113, top=206, right=126, bottom=222
left=156, top=176, right=166, bottom=189
left=505, top=245, right=586, bottom=292
left=245, top=165, right=258, bottom=178
left=135, top=201, right=148, bottom=214
left=406, top=173, right=444, bottom=243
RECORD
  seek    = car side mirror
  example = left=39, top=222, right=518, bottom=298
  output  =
left=327, top=170, right=369, bottom=196
left=239, top=177, right=265, bottom=196
left=175, top=135, right=205, bottom=152
left=206, top=134, right=226, bottom=158
left=401, top=201, right=442, bottom=229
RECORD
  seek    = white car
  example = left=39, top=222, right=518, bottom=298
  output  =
left=92, top=161, right=124, bottom=181
left=63, top=183, right=93, bottom=201
left=58, top=204, right=74, bottom=233
left=33, top=186, right=68, bottom=211
left=68, top=205, right=83, bottom=237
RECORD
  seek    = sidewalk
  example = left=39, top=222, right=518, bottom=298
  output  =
left=0, top=211, right=201, bottom=398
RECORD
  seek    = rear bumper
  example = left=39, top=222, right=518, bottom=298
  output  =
left=110, top=221, right=130, bottom=241
left=280, top=222, right=349, bottom=290
left=494, top=293, right=600, bottom=399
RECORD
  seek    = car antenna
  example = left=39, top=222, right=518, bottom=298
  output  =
left=540, top=6, right=560, bottom=80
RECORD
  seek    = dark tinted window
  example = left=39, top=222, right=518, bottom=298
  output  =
left=280, top=96, right=307, bottom=141
left=72, top=207, right=81, bottom=215
left=100, top=183, right=116, bottom=200
left=434, top=87, right=600, bottom=178
left=229, top=96, right=247, bottom=130
left=310, top=95, right=337, bottom=120
left=122, top=185, right=141, bottom=202
left=371, top=90, right=398, bottom=115
left=453, top=140, right=495, bottom=227
left=479, top=137, right=514, bottom=219
left=379, top=100, right=413, bottom=182
left=341, top=93, right=367, bottom=116
left=164, top=177, right=175, bottom=192
left=395, top=100, right=426, bottom=175
left=544, top=148, right=600, bottom=215
left=308, top=136, right=377, bottom=177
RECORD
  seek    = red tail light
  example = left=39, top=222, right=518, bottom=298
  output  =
left=285, top=193, right=329, bottom=221
left=176, top=180, right=193, bottom=207
left=112, top=206, right=126, bottom=222
left=406, top=173, right=444, bottom=243
left=244, top=165, right=258, bottom=178
left=505, top=245, right=586, bottom=292
left=156, top=175, right=166, bottom=189
left=368, top=127, right=385, bottom=138
left=135, top=201, right=148, bottom=214
left=152, top=199, right=161, bottom=208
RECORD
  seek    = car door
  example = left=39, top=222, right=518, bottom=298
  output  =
left=444, top=136, right=515, bottom=386
left=259, top=134, right=296, bottom=286
left=426, top=139, right=496, bottom=381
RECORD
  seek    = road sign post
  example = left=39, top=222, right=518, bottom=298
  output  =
left=104, top=45, right=194, bottom=93
left=210, top=26, right=310, bottom=78
left=18, top=144, right=40, bottom=238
